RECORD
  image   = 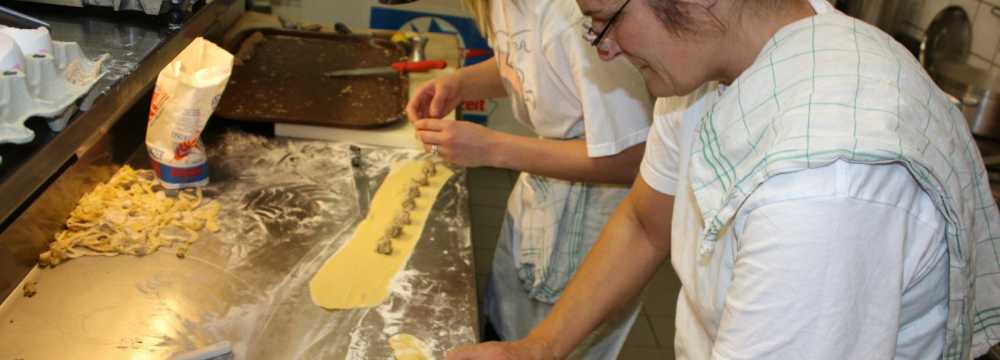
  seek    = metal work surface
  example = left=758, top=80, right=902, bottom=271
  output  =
left=0, top=0, right=243, bottom=303
left=0, top=0, right=243, bottom=233
left=0, top=131, right=478, bottom=359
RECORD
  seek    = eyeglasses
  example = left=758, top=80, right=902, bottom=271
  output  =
left=582, top=0, right=632, bottom=48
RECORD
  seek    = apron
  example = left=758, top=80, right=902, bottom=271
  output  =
left=483, top=1, right=640, bottom=358
left=490, top=0, right=630, bottom=304
left=506, top=173, right=627, bottom=303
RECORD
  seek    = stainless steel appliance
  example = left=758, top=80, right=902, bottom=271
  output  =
left=963, top=75, right=1000, bottom=140
left=933, top=62, right=1000, bottom=140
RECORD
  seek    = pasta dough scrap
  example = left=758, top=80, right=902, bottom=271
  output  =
left=309, top=159, right=453, bottom=309
left=389, top=333, right=434, bottom=360
left=39, top=165, right=221, bottom=266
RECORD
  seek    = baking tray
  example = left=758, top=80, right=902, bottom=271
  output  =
left=215, top=28, right=409, bottom=128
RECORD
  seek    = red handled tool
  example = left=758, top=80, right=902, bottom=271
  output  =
left=323, top=60, right=447, bottom=77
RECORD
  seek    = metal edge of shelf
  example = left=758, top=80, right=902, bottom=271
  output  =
left=0, top=0, right=245, bottom=300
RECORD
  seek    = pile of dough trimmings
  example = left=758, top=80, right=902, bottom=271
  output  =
left=375, top=160, right=436, bottom=255
left=39, top=165, right=221, bottom=267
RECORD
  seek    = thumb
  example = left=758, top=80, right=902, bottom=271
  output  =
left=429, top=83, right=455, bottom=119
left=406, top=83, right=437, bottom=121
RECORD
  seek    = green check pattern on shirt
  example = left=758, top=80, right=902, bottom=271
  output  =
left=689, top=13, right=1000, bottom=358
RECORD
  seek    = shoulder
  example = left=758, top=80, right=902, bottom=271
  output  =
left=739, top=161, right=940, bottom=225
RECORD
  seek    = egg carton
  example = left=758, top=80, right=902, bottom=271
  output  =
left=0, top=28, right=108, bottom=166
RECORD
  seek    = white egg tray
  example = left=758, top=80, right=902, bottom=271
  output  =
left=0, top=28, right=108, bottom=166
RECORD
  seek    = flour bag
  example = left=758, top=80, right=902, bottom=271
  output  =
left=146, top=37, right=233, bottom=189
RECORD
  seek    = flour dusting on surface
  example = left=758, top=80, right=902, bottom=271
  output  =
left=159, top=131, right=479, bottom=359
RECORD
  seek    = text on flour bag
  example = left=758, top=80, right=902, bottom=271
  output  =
left=146, top=37, right=233, bottom=189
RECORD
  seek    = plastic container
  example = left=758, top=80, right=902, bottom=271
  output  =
left=0, top=26, right=52, bottom=56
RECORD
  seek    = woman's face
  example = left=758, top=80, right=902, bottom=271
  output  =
left=578, top=0, right=721, bottom=97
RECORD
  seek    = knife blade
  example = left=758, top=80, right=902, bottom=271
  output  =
left=349, top=145, right=371, bottom=217
left=323, top=60, right=447, bottom=77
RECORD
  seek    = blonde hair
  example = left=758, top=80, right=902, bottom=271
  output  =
left=461, top=0, right=493, bottom=41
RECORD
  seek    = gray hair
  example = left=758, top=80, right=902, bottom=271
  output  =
left=645, top=0, right=785, bottom=35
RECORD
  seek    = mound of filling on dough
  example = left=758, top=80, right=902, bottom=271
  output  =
left=39, top=165, right=221, bottom=267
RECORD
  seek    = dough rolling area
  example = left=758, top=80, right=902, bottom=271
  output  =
left=0, top=1, right=478, bottom=359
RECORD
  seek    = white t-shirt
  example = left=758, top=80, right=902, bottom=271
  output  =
left=489, top=0, right=651, bottom=157
left=641, top=96, right=949, bottom=359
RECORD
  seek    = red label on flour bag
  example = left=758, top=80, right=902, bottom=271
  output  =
left=146, top=37, right=233, bottom=189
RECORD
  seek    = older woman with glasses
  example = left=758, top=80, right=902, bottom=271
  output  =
left=448, top=0, right=1000, bottom=359
left=406, top=0, right=657, bottom=358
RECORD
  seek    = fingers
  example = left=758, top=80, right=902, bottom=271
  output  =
left=407, top=80, right=459, bottom=121
left=408, top=74, right=461, bottom=120
left=416, top=130, right=458, bottom=164
left=413, top=118, right=449, bottom=131
left=415, top=129, right=446, bottom=149
left=411, top=118, right=448, bottom=155
left=405, top=99, right=424, bottom=123
left=406, top=87, right=434, bottom=123
left=429, top=98, right=448, bottom=119
left=413, top=120, right=447, bottom=153
left=429, top=81, right=457, bottom=118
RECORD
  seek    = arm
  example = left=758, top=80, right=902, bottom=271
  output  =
left=415, top=119, right=644, bottom=184
left=530, top=176, right=672, bottom=357
left=452, top=57, right=508, bottom=100
left=491, top=134, right=644, bottom=185
left=448, top=176, right=674, bottom=359
left=710, top=164, right=941, bottom=359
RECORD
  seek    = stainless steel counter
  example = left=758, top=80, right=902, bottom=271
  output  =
left=0, top=131, right=478, bottom=359
left=0, top=2, right=479, bottom=358
left=0, top=0, right=243, bottom=297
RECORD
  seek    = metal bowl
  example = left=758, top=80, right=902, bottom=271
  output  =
left=964, top=75, right=1000, bottom=140
left=932, top=62, right=1000, bottom=139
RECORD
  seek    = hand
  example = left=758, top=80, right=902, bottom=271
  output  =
left=446, top=339, right=556, bottom=360
left=414, top=119, right=501, bottom=168
left=406, top=74, right=463, bottom=123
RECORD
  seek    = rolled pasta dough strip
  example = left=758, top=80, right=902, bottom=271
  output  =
left=309, top=160, right=453, bottom=309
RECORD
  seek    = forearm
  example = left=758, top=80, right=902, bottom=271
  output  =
left=453, top=58, right=507, bottom=100
left=526, top=185, right=671, bottom=358
left=488, top=133, right=643, bottom=184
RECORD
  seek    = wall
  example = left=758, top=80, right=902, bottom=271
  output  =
left=899, top=0, right=1000, bottom=74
